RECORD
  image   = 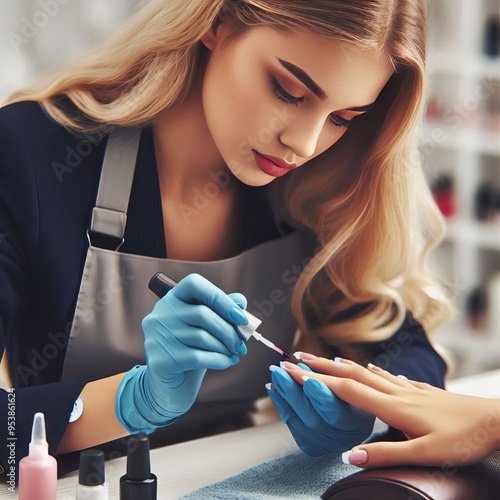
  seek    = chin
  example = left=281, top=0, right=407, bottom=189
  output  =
left=231, top=170, right=275, bottom=187
left=224, top=162, right=274, bottom=187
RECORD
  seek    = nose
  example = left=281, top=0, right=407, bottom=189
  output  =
left=279, top=113, right=325, bottom=160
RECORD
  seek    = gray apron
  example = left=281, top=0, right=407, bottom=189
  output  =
left=61, top=127, right=314, bottom=441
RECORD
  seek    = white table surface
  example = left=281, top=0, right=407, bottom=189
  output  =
left=11, top=369, right=500, bottom=500
left=55, top=420, right=299, bottom=500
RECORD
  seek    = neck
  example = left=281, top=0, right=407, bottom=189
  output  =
left=152, top=79, right=227, bottom=195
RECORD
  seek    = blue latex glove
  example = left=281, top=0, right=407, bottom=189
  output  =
left=267, top=366, right=375, bottom=456
left=116, top=273, right=249, bottom=434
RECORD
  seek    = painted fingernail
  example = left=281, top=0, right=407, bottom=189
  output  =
left=269, top=365, right=281, bottom=372
left=334, top=357, right=356, bottom=365
left=342, top=450, right=368, bottom=466
left=280, top=361, right=299, bottom=370
left=293, top=351, right=318, bottom=360
left=231, top=306, right=249, bottom=325
left=397, top=374, right=408, bottom=380
left=367, top=363, right=383, bottom=372
left=302, top=376, right=311, bottom=382
left=265, top=383, right=273, bottom=390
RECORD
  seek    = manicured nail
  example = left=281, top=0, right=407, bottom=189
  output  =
left=293, top=351, right=318, bottom=360
left=397, top=374, right=408, bottom=380
left=280, top=361, right=299, bottom=370
left=269, top=365, right=281, bottom=372
left=367, top=363, right=383, bottom=372
left=231, top=306, right=249, bottom=325
left=333, top=357, right=356, bottom=365
left=341, top=450, right=368, bottom=466
left=302, top=376, right=311, bottom=382
left=265, top=383, right=273, bottom=390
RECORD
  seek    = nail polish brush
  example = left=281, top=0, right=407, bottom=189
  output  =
left=148, top=272, right=293, bottom=358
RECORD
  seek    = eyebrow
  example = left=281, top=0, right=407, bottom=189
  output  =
left=277, top=58, right=375, bottom=112
left=278, top=58, right=327, bottom=100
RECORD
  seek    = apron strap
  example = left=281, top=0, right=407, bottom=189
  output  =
left=89, top=127, right=142, bottom=249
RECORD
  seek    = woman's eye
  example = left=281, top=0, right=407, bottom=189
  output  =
left=270, top=77, right=304, bottom=106
left=330, top=114, right=352, bottom=128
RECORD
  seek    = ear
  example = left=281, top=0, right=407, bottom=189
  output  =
left=201, top=21, right=234, bottom=51
left=201, top=21, right=220, bottom=51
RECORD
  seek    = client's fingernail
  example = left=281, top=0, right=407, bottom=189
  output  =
left=280, top=361, right=299, bottom=370
left=397, top=374, right=408, bottom=380
left=293, top=351, right=317, bottom=360
left=231, top=306, right=249, bottom=325
left=342, top=450, right=368, bottom=466
left=334, top=357, right=356, bottom=365
left=367, top=363, right=383, bottom=372
left=302, top=376, right=311, bottom=382
left=269, top=365, right=281, bottom=372
left=265, top=383, right=273, bottom=390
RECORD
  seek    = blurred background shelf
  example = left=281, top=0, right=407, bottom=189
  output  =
left=424, top=0, right=500, bottom=377
left=428, top=53, right=500, bottom=79
left=421, top=123, right=500, bottom=155
left=444, top=220, right=500, bottom=250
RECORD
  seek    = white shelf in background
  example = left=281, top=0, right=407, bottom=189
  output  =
left=443, top=220, right=500, bottom=251
left=421, top=123, right=500, bottom=155
left=428, top=53, right=500, bottom=79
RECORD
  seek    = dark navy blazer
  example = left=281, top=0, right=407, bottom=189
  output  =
left=0, top=101, right=446, bottom=479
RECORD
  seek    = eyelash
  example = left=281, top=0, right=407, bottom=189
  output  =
left=270, top=77, right=352, bottom=129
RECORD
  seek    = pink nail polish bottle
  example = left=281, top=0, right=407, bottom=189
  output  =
left=19, top=412, right=57, bottom=500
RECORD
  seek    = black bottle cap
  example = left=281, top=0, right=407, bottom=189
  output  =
left=79, top=449, right=105, bottom=486
left=148, top=272, right=177, bottom=299
left=433, top=175, right=453, bottom=192
left=126, top=434, right=152, bottom=480
left=466, top=287, right=487, bottom=315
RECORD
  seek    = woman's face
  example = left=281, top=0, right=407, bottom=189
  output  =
left=201, top=24, right=393, bottom=186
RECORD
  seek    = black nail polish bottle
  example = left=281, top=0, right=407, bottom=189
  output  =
left=484, top=14, right=500, bottom=57
left=120, top=434, right=157, bottom=500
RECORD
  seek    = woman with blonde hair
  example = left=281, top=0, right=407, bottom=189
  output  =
left=0, top=0, right=451, bottom=476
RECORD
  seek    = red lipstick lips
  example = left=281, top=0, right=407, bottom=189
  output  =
left=252, top=150, right=297, bottom=178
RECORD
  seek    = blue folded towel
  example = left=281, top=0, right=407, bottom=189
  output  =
left=178, top=452, right=359, bottom=499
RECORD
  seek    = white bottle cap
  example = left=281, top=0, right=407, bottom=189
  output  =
left=237, top=310, right=262, bottom=340
left=29, top=412, right=49, bottom=460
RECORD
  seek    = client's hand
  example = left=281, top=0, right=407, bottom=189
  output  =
left=116, top=273, right=249, bottom=434
left=267, top=360, right=375, bottom=456
left=279, top=354, right=500, bottom=468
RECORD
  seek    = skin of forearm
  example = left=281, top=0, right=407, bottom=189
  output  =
left=488, top=400, right=500, bottom=451
left=55, top=372, right=129, bottom=455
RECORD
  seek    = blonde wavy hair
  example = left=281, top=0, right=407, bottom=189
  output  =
left=4, top=0, right=453, bottom=346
